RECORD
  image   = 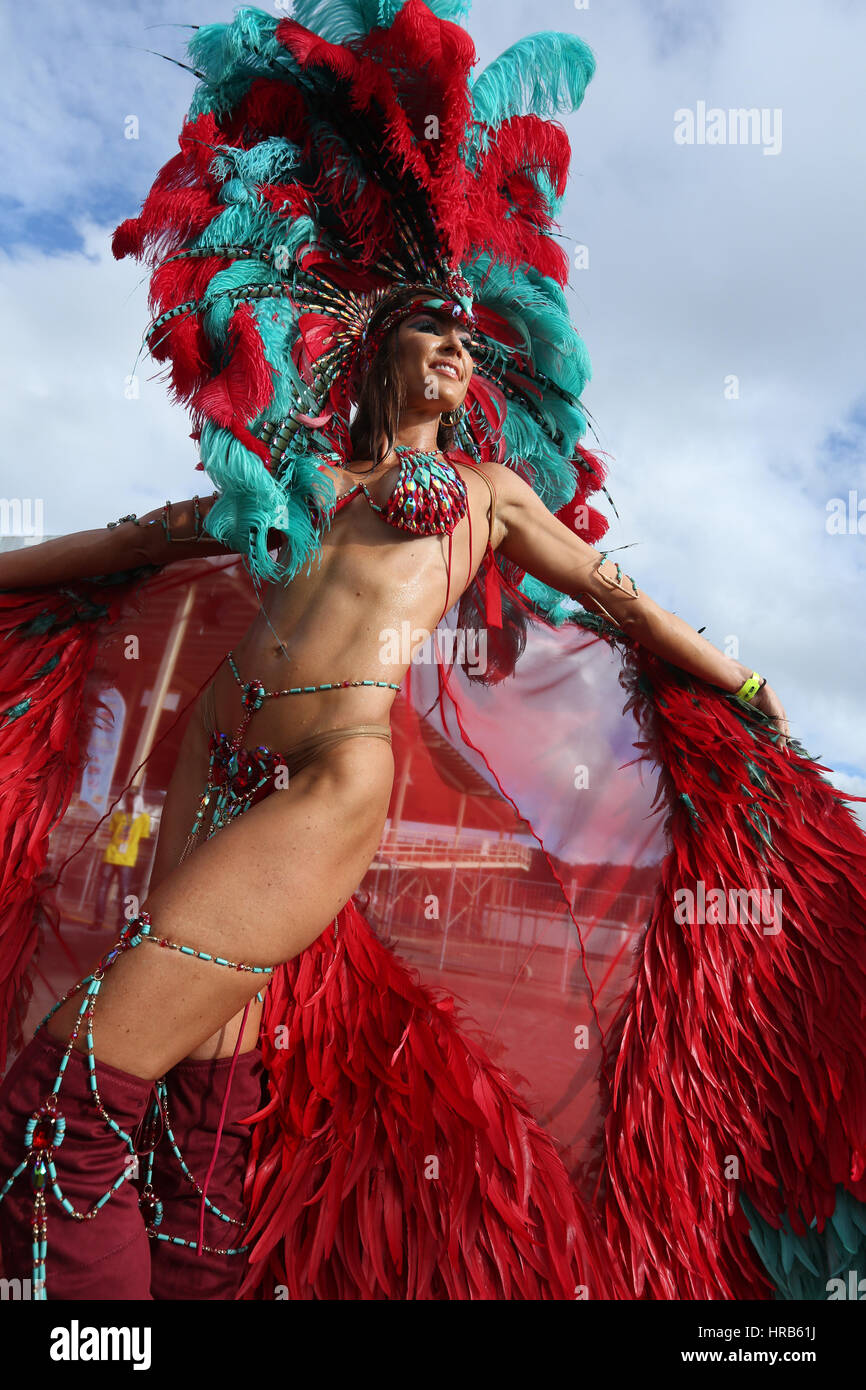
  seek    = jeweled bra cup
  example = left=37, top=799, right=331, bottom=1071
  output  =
left=311, top=446, right=498, bottom=633
left=316, top=444, right=470, bottom=536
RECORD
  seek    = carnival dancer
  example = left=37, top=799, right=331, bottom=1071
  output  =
left=0, top=2, right=863, bottom=1303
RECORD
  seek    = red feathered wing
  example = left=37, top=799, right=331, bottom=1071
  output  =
left=0, top=567, right=161, bottom=1071
left=2, top=557, right=866, bottom=1300
left=244, top=899, right=624, bottom=1299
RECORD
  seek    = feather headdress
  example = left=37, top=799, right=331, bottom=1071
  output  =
left=113, top=0, right=608, bottom=617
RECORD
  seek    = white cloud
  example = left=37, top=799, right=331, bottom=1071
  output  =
left=0, top=222, right=202, bottom=529
left=824, top=771, right=866, bottom=833
left=541, top=0, right=866, bottom=775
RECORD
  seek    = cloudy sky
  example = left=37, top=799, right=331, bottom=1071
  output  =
left=1, top=0, right=864, bottom=814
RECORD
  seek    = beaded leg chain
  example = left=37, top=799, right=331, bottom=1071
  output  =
left=0, top=653, right=398, bottom=1297
left=0, top=912, right=273, bottom=1300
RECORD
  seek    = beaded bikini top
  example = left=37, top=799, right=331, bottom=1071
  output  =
left=311, top=441, right=502, bottom=634
left=314, top=444, right=468, bottom=536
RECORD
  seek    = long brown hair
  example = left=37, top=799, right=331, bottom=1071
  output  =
left=348, top=294, right=457, bottom=467
left=348, top=294, right=532, bottom=689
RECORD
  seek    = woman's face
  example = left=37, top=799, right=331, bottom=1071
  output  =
left=395, top=309, right=474, bottom=414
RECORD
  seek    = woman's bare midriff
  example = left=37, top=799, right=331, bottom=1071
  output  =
left=209, top=459, right=499, bottom=750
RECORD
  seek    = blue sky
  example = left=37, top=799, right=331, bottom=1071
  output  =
left=1, top=0, right=864, bottom=813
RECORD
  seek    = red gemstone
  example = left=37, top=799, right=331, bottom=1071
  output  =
left=242, top=680, right=265, bottom=711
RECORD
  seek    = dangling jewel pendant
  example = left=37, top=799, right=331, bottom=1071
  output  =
left=383, top=446, right=468, bottom=536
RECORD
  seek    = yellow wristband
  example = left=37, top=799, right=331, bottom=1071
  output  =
left=735, top=671, right=763, bottom=703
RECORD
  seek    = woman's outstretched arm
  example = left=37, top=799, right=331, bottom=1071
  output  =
left=492, top=463, right=791, bottom=747
left=0, top=496, right=240, bottom=589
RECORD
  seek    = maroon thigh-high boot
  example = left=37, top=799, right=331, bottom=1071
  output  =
left=0, top=1029, right=155, bottom=1300
left=147, top=1048, right=264, bottom=1301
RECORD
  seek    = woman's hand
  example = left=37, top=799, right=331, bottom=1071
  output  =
left=750, top=680, right=791, bottom=753
left=490, top=465, right=794, bottom=753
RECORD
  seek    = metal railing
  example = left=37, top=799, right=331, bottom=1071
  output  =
left=372, top=829, right=532, bottom=871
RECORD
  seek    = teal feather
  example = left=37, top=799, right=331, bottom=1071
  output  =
left=745, top=758, right=772, bottom=793
left=200, top=421, right=335, bottom=588
left=415, top=0, right=473, bottom=23
left=519, top=575, right=575, bottom=625
left=291, top=0, right=398, bottom=43
left=2, top=699, right=31, bottom=725
left=19, top=611, right=60, bottom=637
left=471, top=32, right=596, bottom=127
left=188, top=74, right=257, bottom=123
left=292, top=0, right=472, bottom=44
left=187, top=7, right=285, bottom=83
left=199, top=261, right=282, bottom=343
left=462, top=252, right=595, bottom=583
left=209, top=137, right=302, bottom=188
left=251, top=307, right=314, bottom=421
left=518, top=263, right=592, bottom=396
left=33, top=654, right=61, bottom=679
left=532, top=166, right=567, bottom=220
left=500, top=400, right=573, bottom=508
left=466, top=256, right=591, bottom=402
left=742, top=1189, right=866, bottom=1300
left=187, top=9, right=297, bottom=120
left=831, top=1188, right=866, bottom=1247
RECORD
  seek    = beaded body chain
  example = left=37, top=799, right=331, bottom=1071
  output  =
left=180, top=652, right=400, bottom=863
